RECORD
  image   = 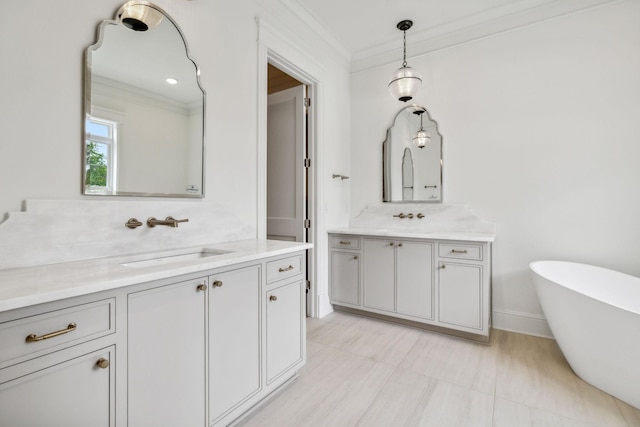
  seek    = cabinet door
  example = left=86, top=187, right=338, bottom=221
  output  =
left=128, top=278, right=207, bottom=427
left=330, top=251, right=360, bottom=305
left=0, top=346, right=114, bottom=427
left=396, top=240, right=434, bottom=319
left=266, top=280, right=303, bottom=383
left=363, top=239, right=395, bottom=312
left=438, top=262, right=483, bottom=330
left=209, top=266, right=261, bottom=422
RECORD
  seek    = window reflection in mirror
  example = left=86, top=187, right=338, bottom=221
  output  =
left=84, top=1, right=205, bottom=197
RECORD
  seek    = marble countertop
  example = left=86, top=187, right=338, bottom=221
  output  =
left=328, top=227, right=495, bottom=242
left=0, top=239, right=312, bottom=313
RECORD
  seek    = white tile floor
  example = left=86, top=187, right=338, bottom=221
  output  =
left=241, top=311, right=640, bottom=427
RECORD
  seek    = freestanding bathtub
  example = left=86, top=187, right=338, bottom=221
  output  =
left=530, top=260, right=640, bottom=410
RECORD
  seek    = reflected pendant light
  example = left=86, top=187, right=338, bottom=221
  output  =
left=412, top=111, right=431, bottom=149
left=388, top=20, right=422, bottom=102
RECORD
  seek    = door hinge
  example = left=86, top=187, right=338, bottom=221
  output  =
left=304, top=158, right=311, bottom=168
left=304, top=219, right=311, bottom=229
left=306, top=280, right=311, bottom=290
left=304, top=97, right=311, bottom=108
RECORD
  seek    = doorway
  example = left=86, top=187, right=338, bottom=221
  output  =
left=266, top=63, right=315, bottom=316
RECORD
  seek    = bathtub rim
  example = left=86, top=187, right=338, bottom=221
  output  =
left=529, top=260, right=640, bottom=316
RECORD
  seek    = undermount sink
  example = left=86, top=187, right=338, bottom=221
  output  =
left=121, top=249, right=233, bottom=268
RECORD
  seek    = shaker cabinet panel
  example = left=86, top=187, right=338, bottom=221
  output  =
left=363, top=239, right=396, bottom=312
left=209, top=266, right=261, bottom=423
left=330, top=252, right=360, bottom=305
left=266, top=280, right=303, bottom=384
left=396, top=241, right=434, bottom=320
left=127, top=278, right=207, bottom=427
left=0, top=345, right=115, bottom=427
left=438, top=262, right=483, bottom=330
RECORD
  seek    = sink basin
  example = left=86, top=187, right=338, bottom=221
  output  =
left=121, top=249, right=233, bottom=268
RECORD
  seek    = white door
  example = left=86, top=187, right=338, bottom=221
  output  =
left=267, top=85, right=306, bottom=242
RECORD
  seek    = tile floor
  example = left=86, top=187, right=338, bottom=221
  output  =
left=241, top=311, right=640, bottom=427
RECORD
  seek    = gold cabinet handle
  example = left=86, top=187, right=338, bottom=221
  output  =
left=269, top=295, right=278, bottom=302
left=197, top=284, right=207, bottom=292
left=339, top=241, right=351, bottom=245
left=278, top=265, right=294, bottom=273
left=451, top=249, right=468, bottom=254
left=388, top=242, right=394, bottom=246
left=353, top=255, right=359, bottom=260
left=26, top=323, right=77, bottom=343
left=398, top=243, right=403, bottom=247
left=212, top=280, right=223, bottom=288
left=440, top=265, right=446, bottom=269
left=96, top=358, right=110, bottom=369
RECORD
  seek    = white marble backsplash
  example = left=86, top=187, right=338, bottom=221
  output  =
left=0, top=199, right=254, bottom=270
left=349, top=203, right=496, bottom=235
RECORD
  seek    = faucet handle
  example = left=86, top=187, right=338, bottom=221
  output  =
left=166, top=216, right=189, bottom=226
left=417, top=213, right=425, bottom=219
left=125, top=218, right=143, bottom=229
left=406, top=213, right=414, bottom=219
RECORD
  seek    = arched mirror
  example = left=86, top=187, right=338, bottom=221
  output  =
left=383, top=105, right=442, bottom=202
left=84, top=1, right=205, bottom=197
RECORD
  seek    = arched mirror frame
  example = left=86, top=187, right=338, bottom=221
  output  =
left=383, top=105, right=443, bottom=203
left=83, top=1, right=206, bottom=198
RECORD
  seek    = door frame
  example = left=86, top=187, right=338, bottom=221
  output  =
left=257, top=22, right=319, bottom=318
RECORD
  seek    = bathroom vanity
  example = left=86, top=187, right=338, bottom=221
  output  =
left=0, top=240, right=311, bottom=427
left=329, top=204, right=495, bottom=341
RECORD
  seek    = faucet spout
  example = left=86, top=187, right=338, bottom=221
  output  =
left=147, top=216, right=189, bottom=228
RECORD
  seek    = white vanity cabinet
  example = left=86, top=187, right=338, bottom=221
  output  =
left=265, top=255, right=305, bottom=385
left=0, top=296, right=117, bottom=427
left=362, top=238, right=434, bottom=320
left=209, top=265, right=261, bottom=424
left=329, top=235, right=361, bottom=307
left=330, top=232, right=491, bottom=339
left=127, top=276, right=208, bottom=427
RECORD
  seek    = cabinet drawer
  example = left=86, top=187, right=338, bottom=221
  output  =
left=0, top=299, right=115, bottom=366
left=266, top=255, right=303, bottom=284
left=330, top=235, right=361, bottom=250
left=438, top=243, right=483, bottom=261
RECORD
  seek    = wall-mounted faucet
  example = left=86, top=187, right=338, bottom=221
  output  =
left=147, top=216, right=189, bottom=228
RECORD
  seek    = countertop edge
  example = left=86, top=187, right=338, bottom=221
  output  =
left=0, top=240, right=313, bottom=314
left=327, top=228, right=495, bottom=243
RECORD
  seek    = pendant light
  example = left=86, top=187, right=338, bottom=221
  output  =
left=412, top=110, right=431, bottom=149
left=388, top=20, right=422, bottom=102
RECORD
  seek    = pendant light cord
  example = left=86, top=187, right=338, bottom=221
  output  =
left=402, top=30, right=407, bottom=67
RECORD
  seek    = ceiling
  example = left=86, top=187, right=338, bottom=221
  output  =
left=288, top=0, right=618, bottom=71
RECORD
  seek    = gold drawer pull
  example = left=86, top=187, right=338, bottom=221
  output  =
left=26, top=323, right=77, bottom=343
left=96, top=358, right=110, bottom=369
left=269, top=295, right=278, bottom=302
left=451, top=249, right=468, bottom=254
left=278, top=265, right=294, bottom=273
left=212, top=280, right=223, bottom=288
left=197, top=284, right=207, bottom=292
left=339, top=241, right=351, bottom=245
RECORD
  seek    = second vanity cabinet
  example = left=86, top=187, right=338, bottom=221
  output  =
left=0, top=244, right=308, bottom=427
left=329, top=232, right=491, bottom=338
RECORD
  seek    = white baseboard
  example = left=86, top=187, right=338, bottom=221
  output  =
left=492, top=309, right=554, bottom=339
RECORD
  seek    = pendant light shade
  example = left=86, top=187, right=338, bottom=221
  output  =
left=388, top=20, right=422, bottom=102
left=412, top=111, right=431, bottom=148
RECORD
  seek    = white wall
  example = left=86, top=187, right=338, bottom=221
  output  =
left=0, top=0, right=351, bottom=304
left=351, top=1, right=640, bottom=335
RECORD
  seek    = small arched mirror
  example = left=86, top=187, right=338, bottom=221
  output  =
left=383, top=105, right=442, bottom=202
left=84, top=1, right=205, bottom=197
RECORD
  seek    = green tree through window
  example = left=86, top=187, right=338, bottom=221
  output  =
left=86, top=141, right=108, bottom=187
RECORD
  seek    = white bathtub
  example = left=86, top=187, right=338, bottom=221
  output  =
left=530, top=260, right=640, bottom=409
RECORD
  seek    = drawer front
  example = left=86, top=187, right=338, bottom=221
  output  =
left=0, top=299, right=115, bottom=366
left=438, top=243, right=483, bottom=261
left=266, top=255, right=303, bottom=284
left=330, top=235, right=361, bottom=250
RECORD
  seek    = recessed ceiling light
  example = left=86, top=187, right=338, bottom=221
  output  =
left=165, top=78, right=178, bottom=85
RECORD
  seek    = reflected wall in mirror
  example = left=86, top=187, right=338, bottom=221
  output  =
left=383, top=105, right=442, bottom=202
left=84, top=1, right=205, bottom=197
